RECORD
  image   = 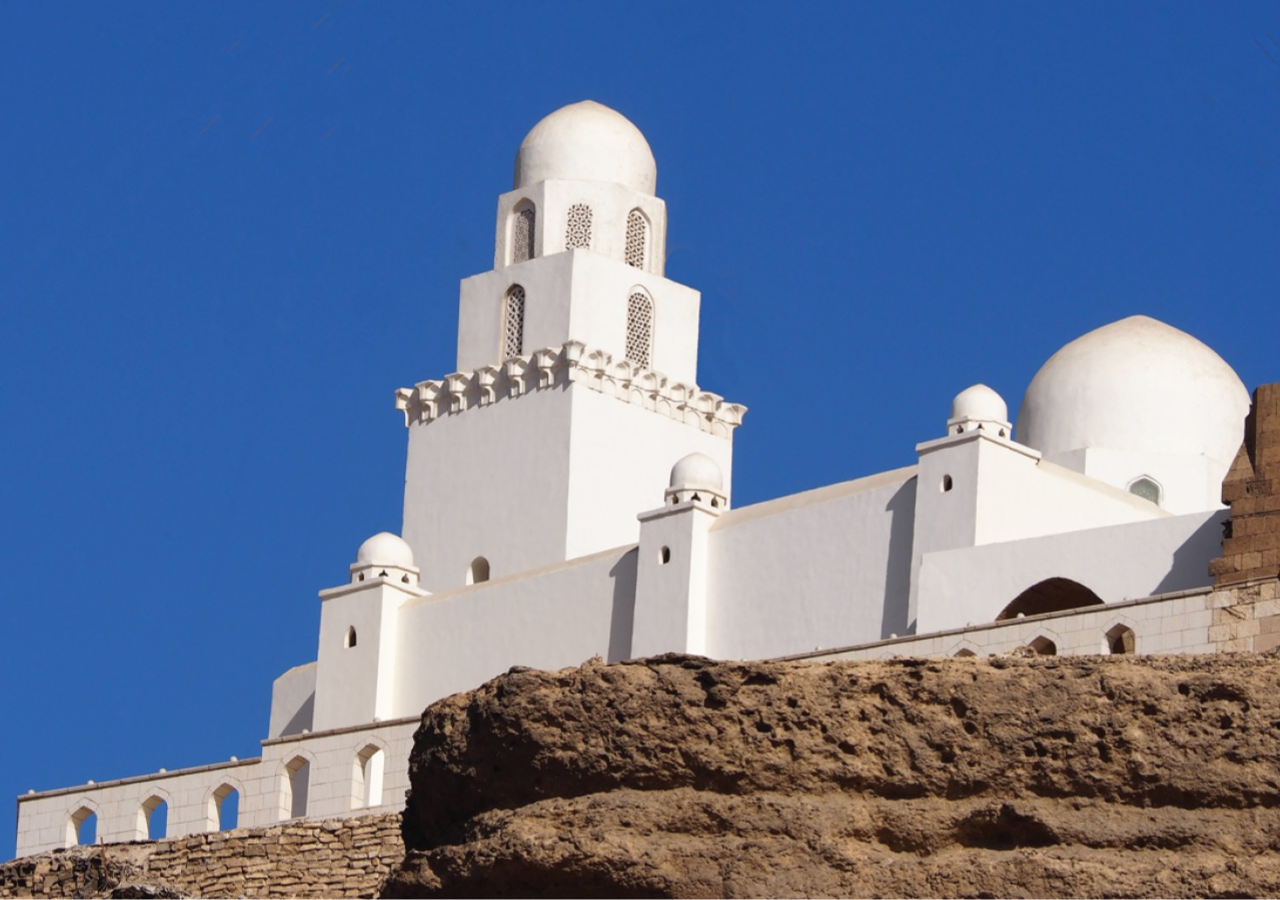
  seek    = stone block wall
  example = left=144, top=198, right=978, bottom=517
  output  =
left=0, top=813, right=402, bottom=899
left=1212, top=382, right=1280, bottom=586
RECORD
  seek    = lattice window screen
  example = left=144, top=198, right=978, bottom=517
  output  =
left=626, top=292, right=654, bottom=370
left=512, top=207, right=535, bottom=264
left=565, top=204, right=592, bottom=250
left=503, top=286, right=526, bottom=360
left=625, top=209, right=647, bottom=268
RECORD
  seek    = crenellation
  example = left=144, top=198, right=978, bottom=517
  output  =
left=395, top=341, right=746, bottom=438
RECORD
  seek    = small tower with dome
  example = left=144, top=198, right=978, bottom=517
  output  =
left=398, top=100, right=745, bottom=594
left=310, top=533, right=428, bottom=732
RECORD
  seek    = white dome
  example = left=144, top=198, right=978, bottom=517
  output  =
left=951, top=384, right=1008, bottom=423
left=355, top=532, right=415, bottom=568
left=669, top=453, right=723, bottom=492
left=514, top=101, right=657, bottom=194
left=1017, top=316, right=1249, bottom=465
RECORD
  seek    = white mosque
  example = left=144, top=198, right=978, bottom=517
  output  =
left=13, top=100, right=1258, bottom=857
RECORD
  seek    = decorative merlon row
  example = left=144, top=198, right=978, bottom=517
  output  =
left=395, top=341, right=747, bottom=438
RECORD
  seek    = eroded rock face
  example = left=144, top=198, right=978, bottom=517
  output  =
left=385, top=653, right=1280, bottom=898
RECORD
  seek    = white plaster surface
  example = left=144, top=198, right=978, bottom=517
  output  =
left=703, top=467, right=918, bottom=660
left=916, top=509, right=1226, bottom=633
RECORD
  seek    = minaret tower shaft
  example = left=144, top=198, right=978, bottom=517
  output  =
left=396, top=101, right=745, bottom=591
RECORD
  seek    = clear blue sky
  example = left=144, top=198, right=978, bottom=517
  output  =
left=2, top=2, right=1277, bottom=857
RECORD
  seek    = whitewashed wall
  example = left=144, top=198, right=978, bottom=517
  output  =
left=392, top=544, right=637, bottom=714
left=916, top=508, right=1226, bottom=633
left=703, top=467, right=918, bottom=660
left=15, top=720, right=416, bottom=858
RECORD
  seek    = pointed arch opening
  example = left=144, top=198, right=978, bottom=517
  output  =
left=625, top=208, right=648, bottom=269
left=1128, top=476, right=1162, bottom=506
left=511, top=202, right=536, bottom=264
left=137, top=795, right=169, bottom=841
left=625, top=291, right=654, bottom=371
left=280, top=756, right=310, bottom=821
left=351, top=744, right=386, bottom=810
left=66, top=806, right=96, bottom=847
left=1028, top=636, right=1058, bottom=656
left=206, top=783, right=239, bottom=831
left=502, top=285, right=526, bottom=361
left=1106, top=624, right=1136, bottom=655
left=997, top=578, right=1104, bottom=621
left=344, top=626, right=357, bottom=649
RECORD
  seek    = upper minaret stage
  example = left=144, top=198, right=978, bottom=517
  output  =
left=400, top=101, right=743, bottom=591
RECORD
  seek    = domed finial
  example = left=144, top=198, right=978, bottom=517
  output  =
left=665, top=453, right=727, bottom=510
left=350, top=532, right=420, bottom=586
left=514, top=101, right=657, bottom=194
left=947, top=384, right=1012, bottom=438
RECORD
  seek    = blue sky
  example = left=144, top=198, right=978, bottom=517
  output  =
left=2, top=2, right=1278, bottom=857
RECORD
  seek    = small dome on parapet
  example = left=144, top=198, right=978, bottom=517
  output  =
left=514, top=101, right=657, bottom=194
left=355, top=532, right=415, bottom=568
left=670, top=452, right=723, bottom=492
left=951, top=384, right=1008, bottom=424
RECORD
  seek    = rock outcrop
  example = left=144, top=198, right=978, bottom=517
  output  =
left=386, top=652, right=1280, bottom=898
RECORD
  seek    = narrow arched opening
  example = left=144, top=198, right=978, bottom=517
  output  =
left=511, top=202, right=535, bottom=264
left=351, top=745, right=386, bottom=810
left=207, top=784, right=239, bottom=831
left=280, top=757, right=310, bottom=821
left=625, top=208, right=648, bottom=269
left=344, top=626, right=357, bottom=649
left=626, top=291, right=654, bottom=370
left=502, top=285, right=526, bottom=361
left=466, top=556, right=490, bottom=585
left=66, top=807, right=96, bottom=847
left=137, top=795, right=168, bottom=840
left=997, top=578, right=1104, bottom=621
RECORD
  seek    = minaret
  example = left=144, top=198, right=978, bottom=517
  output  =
left=396, top=101, right=746, bottom=591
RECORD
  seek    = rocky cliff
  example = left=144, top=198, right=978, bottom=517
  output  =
left=386, top=652, right=1280, bottom=898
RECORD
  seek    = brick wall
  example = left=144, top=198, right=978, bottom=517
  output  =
left=0, top=813, right=403, bottom=899
left=1211, top=382, right=1280, bottom=586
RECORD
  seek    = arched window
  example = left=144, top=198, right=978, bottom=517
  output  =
left=66, top=806, right=96, bottom=847
left=281, top=757, right=310, bottom=821
left=502, top=286, right=526, bottom=360
left=137, top=795, right=168, bottom=840
left=207, top=783, right=239, bottom=831
left=565, top=203, right=592, bottom=249
left=467, top=556, right=490, bottom=585
left=511, top=203, right=535, bottom=264
left=1028, top=636, right=1058, bottom=656
left=1106, top=624, right=1136, bottom=655
left=1128, top=476, right=1161, bottom=506
left=344, top=626, right=357, bottom=649
left=351, top=745, right=386, bottom=810
left=626, top=292, right=654, bottom=370
left=997, top=578, right=1104, bottom=621
left=625, top=209, right=647, bottom=268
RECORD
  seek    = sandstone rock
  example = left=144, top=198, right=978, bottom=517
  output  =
left=386, top=653, right=1280, bottom=898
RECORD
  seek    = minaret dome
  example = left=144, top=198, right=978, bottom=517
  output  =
left=514, top=100, right=657, bottom=194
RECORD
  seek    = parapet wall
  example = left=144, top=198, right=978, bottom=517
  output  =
left=0, top=812, right=402, bottom=899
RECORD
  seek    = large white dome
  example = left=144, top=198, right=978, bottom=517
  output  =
left=514, top=101, right=657, bottom=194
left=1016, top=315, right=1249, bottom=466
